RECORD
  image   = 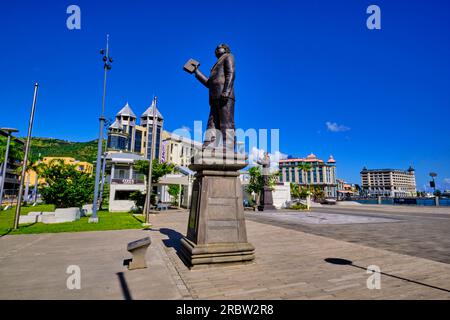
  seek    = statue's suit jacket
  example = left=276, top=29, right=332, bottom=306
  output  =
left=196, top=53, right=235, bottom=103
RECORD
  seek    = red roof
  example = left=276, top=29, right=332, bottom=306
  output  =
left=279, top=153, right=337, bottom=164
left=327, top=155, right=336, bottom=163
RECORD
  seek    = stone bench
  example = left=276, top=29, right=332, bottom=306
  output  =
left=156, top=203, right=170, bottom=211
left=19, top=215, right=39, bottom=224
left=82, top=204, right=93, bottom=216
left=127, top=237, right=151, bottom=270
left=19, top=208, right=81, bottom=224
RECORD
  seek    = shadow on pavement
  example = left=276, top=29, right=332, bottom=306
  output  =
left=153, top=227, right=189, bottom=268
left=0, top=222, right=38, bottom=238
left=325, top=257, right=450, bottom=293
left=116, top=272, right=133, bottom=300
left=0, top=229, right=12, bottom=238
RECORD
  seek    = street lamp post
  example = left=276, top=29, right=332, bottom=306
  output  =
left=98, top=143, right=109, bottom=209
left=144, top=96, right=158, bottom=226
left=98, top=119, right=112, bottom=210
left=14, top=83, right=39, bottom=230
left=0, top=128, right=19, bottom=208
left=90, top=35, right=113, bottom=223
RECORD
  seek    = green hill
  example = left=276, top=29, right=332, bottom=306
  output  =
left=30, top=138, right=102, bottom=163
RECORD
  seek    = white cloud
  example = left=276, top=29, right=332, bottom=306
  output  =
left=171, top=126, right=192, bottom=140
left=181, top=125, right=191, bottom=132
left=326, top=121, right=350, bottom=133
left=247, top=147, right=287, bottom=173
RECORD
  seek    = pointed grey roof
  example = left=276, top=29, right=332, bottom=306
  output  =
left=116, top=102, right=136, bottom=118
left=109, top=119, right=122, bottom=130
left=141, top=99, right=163, bottom=119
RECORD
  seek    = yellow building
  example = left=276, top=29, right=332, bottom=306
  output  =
left=26, top=157, right=93, bottom=186
left=161, top=131, right=202, bottom=167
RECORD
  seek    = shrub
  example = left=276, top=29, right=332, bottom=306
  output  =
left=290, top=203, right=308, bottom=210
left=38, top=159, right=94, bottom=208
left=129, top=191, right=146, bottom=211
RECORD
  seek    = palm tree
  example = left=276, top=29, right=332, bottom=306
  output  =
left=297, top=162, right=312, bottom=190
left=297, top=162, right=313, bottom=209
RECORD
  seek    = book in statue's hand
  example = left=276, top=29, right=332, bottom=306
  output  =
left=183, top=58, right=200, bottom=74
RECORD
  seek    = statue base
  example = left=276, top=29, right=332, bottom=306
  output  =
left=180, top=151, right=255, bottom=269
left=257, top=186, right=276, bottom=211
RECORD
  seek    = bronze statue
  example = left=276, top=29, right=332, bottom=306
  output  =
left=257, top=152, right=276, bottom=211
left=257, top=152, right=271, bottom=184
left=184, top=43, right=236, bottom=151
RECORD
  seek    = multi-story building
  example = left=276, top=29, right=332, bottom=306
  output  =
left=161, top=131, right=202, bottom=167
left=278, top=153, right=337, bottom=198
left=26, top=156, right=93, bottom=186
left=360, top=167, right=417, bottom=198
left=107, top=98, right=164, bottom=160
left=0, top=130, right=24, bottom=202
left=105, top=99, right=199, bottom=211
left=336, top=179, right=358, bottom=200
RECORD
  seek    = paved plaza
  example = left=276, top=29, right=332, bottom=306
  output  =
left=1, top=206, right=450, bottom=299
left=247, top=205, right=450, bottom=264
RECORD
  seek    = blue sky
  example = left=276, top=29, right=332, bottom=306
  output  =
left=1, top=0, right=449, bottom=190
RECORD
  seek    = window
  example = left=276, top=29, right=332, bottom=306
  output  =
left=134, top=129, right=142, bottom=153
left=114, top=190, right=135, bottom=200
left=118, top=170, right=125, bottom=179
left=107, top=135, right=127, bottom=150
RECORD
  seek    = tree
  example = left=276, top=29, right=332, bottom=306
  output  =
left=434, top=189, right=442, bottom=197
left=0, top=136, right=23, bottom=167
left=310, top=185, right=325, bottom=202
left=134, top=159, right=175, bottom=206
left=245, top=166, right=278, bottom=205
left=297, top=162, right=312, bottom=187
left=246, top=166, right=263, bottom=199
left=168, top=184, right=181, bottom=205
left=290, top=182, right=300, bottom=199
left=38, top=159, right=95, bottom=208
left=134, top=159, right=175, bottom=183
left=129, top=191, right=146, bottom=210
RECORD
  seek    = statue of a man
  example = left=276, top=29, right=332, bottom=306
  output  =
left=257, top=152, right=271, bottom=185
left=184, top=43, right=236, bottom=151
left=256, top=152, right=276, bottom=211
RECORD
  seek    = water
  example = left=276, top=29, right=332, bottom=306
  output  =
left=353, top=198, right=450, bottom=206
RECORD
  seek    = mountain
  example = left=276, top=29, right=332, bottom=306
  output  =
left=29, top=138, right=101, bottom=163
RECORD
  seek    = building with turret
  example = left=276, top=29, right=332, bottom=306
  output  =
left=278, top=153, right=338, bottom=198
left=107, top=98, right=163, bottom=159
left=105, top=98, right=200, bottom=212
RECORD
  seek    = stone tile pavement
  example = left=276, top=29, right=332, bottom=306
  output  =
left=1, top=210, right=449, bottom=299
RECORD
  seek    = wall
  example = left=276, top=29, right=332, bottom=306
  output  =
left=272, top=183, right=291, bottom=209
left=108, top=183, right=145, bottom=212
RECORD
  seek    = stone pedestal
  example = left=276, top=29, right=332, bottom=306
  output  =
left=258, top=186, right=276, bottom=211
left=180, top=150, right=255, bottom=269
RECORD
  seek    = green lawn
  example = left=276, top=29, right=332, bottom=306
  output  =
left=0, top=204, right=145, bottom=236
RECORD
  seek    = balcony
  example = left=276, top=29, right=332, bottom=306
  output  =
left=110, top=170, right=145, bottom=185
